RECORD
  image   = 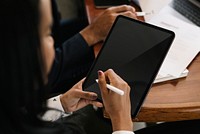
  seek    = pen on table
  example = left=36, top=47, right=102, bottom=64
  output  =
left=136, top=12, right=151, bottom=16
left=95, top=79, right=124, bottom=96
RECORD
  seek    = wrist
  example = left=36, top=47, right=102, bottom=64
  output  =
left=80, top=26, right=100, bottom=46
left=60, top=94, right=68, bottom=112
left=111, top=114, right=133, bottom=131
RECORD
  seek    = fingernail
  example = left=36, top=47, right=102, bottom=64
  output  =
left=98, top=70, right=103, bottom=76
left=92, top=94, right=98, bottom=99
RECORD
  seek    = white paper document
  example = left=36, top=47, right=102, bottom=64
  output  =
left=138, top=0, right=172, bottom=21
left=148, top=11, right=200, bottom=77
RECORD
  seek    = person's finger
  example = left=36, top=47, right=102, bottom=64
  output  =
left=77, top=99, right=103, bottom=109
left=80, top=77, right=86, bottom=83
left=74, top=90, right=98, bottom=100
left=74, top=77, right=86, bottom=87
left=105, top=69, right=130, bottom=92
left=119, top=11, right=137, bottom=19
left=108, top=5, right=136, bottom=13
left=71, top=78, right=85, bottom=89
left=87, top=100, right=103, bottom=108
left=104, top=69, right=122, bottom=83
left=98, top=70, right=109, bottom=95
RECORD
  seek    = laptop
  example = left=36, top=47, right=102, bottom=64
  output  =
left=171, top=0, right=200, bottom=26
left=82, top=15, right=175, bottom=118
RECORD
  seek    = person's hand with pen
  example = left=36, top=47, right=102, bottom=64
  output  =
left=97, top=69, right=133, bottom=132
left=80, top=5, right=137, bottom=46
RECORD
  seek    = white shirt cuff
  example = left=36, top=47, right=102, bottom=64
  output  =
left=42, top=95, right=72, bottom=121
left=112, top=131, right=135, bottom=134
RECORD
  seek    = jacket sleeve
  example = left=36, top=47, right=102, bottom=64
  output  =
left=48, top=33, right=95, bottom=94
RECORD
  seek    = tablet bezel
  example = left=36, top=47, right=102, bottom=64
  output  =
left=82, top=15, right=175, bottom=118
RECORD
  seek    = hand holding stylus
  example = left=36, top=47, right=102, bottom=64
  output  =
left=96, top=79, right=124, bottom=95
left=97, top=69, right=133, bottom=131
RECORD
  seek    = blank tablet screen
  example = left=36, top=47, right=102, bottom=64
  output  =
left=83, top=15, right=175, bottom=117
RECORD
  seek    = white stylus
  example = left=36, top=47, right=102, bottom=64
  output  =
left=136, top=12, right=151, bottom=16
left=96, top=79, right=124, bottom=96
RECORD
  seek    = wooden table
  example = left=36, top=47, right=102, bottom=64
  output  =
left=84, top=0, right=200, bottom=122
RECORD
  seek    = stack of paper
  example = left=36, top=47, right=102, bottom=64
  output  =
left=154, top=69, right=189, bottom=83
left=146, top=5, right=200, bottom=83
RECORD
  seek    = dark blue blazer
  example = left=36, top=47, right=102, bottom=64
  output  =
left=48, top=34, right=95, bottom=94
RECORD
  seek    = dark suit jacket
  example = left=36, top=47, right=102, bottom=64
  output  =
left=48, top=0, right=95, bottom=94
left=48, top=33, right=95, bottom=93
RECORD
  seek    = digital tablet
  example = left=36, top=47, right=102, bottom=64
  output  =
left=93, top=0, right=130, bottom=8
left=82, top=15, right=175, bottom=118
